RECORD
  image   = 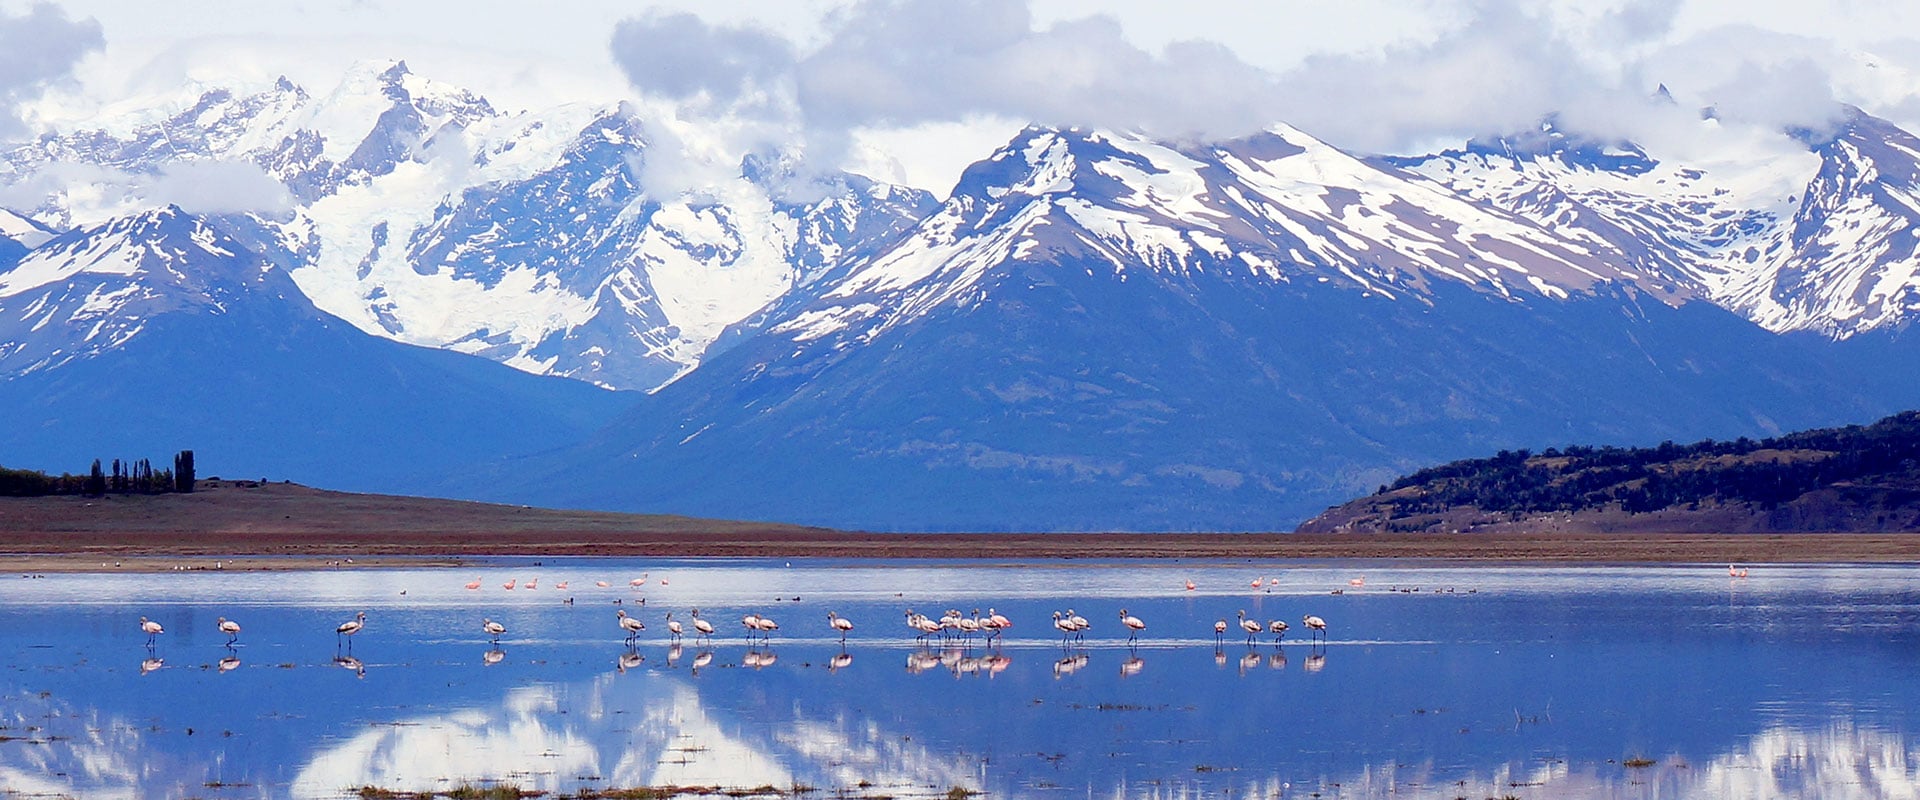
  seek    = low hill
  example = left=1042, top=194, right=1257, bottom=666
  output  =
left=1298, top=412, right=1920, bottom=534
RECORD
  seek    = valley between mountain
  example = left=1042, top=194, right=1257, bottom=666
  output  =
left=3, top=479, right=1917, bottom=571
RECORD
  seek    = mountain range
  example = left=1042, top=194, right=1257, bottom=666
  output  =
left=3, top=61, right=1919, bottom=529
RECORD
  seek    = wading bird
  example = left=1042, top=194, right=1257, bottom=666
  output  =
left=1269, top=618, right=1289, bottom=643
left=1120, top=608, right=1146, bottom=642
left=630, top=573, right=649, bottom=588
left=689, top=608, right=715, bottom=642
left=616, top=609, right=645, bottom=643
left=1213, top=618, right=1228, bottom=644
left=337, top=611, right=366, bottom=650
left=483, top=618, right=505, bottom=644
left=1067, top=609, right=1089, bottom=641
left=1052, top=611, right=1077, bottom=644
left=216, top=616, right=241, bottom=646
left=464, top=578, right=482, bottom=590
left=828, top=611, right=854, bottom=642
left=665, top=611, right=684, bottom=641
left=139, top=616, right=164, bottom=647
left=753, top=614, right=779, bottom=641
left=502, top=579, right=516, bottom=590
left=1237, top=610, right=1261, bottom=645
left=1303, top=614, right=1327, bottom=642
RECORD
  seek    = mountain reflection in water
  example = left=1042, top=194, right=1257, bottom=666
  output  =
left=0, top=560, right=1916, bottom=798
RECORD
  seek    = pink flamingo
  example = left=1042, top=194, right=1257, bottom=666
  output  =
left=464, top=578, right=482, bottom=590
left=502, top=579, right=516, bottom=590
left=1120, top=608, right=1147, bottom=642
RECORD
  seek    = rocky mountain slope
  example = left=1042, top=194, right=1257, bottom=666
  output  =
left=7, top=64, right=1920, bottom=528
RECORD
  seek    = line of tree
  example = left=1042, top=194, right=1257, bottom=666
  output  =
left=1372, top=411, right=1920, bottom=518
left=1, top=450, right=196, bottom=498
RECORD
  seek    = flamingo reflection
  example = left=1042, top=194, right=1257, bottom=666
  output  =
left=483, top=648, right=505, bottom=667
left=218, top=655, right=241, bottom=673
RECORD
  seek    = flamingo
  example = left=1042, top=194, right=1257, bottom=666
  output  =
left=502, top=578, right=516, bottom=590
left=689, top=608, right=716, bottom=642
left=1303, top=614, right=1327, bottom=642
left=1729, top=564, right=1750, bottom=578
left=630, top=573, right=649, bottom=588
left=139, top=616, right=164, bottom=646
left=955, top=611, right=981, bottom=644
left=665, top=612, right=684, bottom=641
left=741, top=613, right=763, bottom=641
left=595, top=580, right=610, bottom=588
left=216, top=616, right=241, bottom=645
left=483, top=618, right=506, bottom=643
left=1185, top=579, right=1197, bottom=591
left=1067, top=609, right=1089, bottom=641
left=1237, top=610, right=1261, bottom=645
left=1348, top=577, right=1366, bottom=587
left=1120, top=608, right=1146, bottom=643
left=336, top=611, right=366, bottom=649
left=1251, top=577, right=1263, bottom=590
left=616, top=609, right=645, bottom=642
left=1051, top=611, right=1077, bottom=644
left=523, top=578, right=537, bottom=590
left=555, top=581, right=569, bottom=590
left=987, top=608, right=1012, bottom=631
left=828, top=612, right=854, bottom=642
left=753, top=614, right=779, bottom=642
left=1213, top=618, right=1228, bottom=644
left=1269, top=618, right=1290, bottom=643
left=464, top=578, right=482, bottom=590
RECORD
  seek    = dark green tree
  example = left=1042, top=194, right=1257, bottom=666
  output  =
left=86, top=459, right=106, bottom=496
left=173, top=450, right=195, bottom=493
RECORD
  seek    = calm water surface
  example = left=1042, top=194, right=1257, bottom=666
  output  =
left=2, top=559, right=1918, bottom=799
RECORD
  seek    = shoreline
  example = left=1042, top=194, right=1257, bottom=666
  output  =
left=3, top=531, right=1918, bottom=573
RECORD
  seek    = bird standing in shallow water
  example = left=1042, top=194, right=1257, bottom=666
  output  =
left=1213, top=618, right=1228, bottom=644
left=139, top=616, right=164, bottom=647
left=1237, top=610, right=1261, bottom=646
left=665, top=611, right=683, bottom=641
left=827, top=612, right=854, bottom=642
left=1269, top=618, right=1289, bottom=644
left=336, top=611, right=366, bottom=651
left=1120, top=608, right=1146, bottom=643
left=216, top=616, right=241, bottom=646
left=1303, top=614, right=1327, bottom=642
left=690, top=608, right=715, bottom=642
left=483, top=618, right=506, bottom=644
left=616, top=609, right=645, bottom=643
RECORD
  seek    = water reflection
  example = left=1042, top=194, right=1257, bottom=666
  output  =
left=2, top=561, right=1919, bottom=798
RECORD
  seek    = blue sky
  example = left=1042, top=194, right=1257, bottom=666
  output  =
left=12, top=0, right=1920, bottom=191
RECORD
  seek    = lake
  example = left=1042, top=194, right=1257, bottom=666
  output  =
left=2, top=559, right=1917, bottom=799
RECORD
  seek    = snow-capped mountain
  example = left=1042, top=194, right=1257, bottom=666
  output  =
left=10, top=62, right=1920, bottom=528
left=1393, top=108, right=1920, bottom=340
left=0, top=61, right=933, bottom=390
left=0, top=202, right=628, bottom=490
left=505, top=125, right=1913, bottom=530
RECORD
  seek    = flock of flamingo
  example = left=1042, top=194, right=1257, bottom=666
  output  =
left=134, top=584, right=1334, bottom=657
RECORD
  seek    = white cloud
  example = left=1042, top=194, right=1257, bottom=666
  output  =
left=144, top=160, right=292, bottom=216
left=0, top=2, right=103, bottom=137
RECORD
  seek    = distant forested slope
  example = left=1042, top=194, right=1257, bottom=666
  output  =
left=1299, top=412, right=1920, bottom=533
